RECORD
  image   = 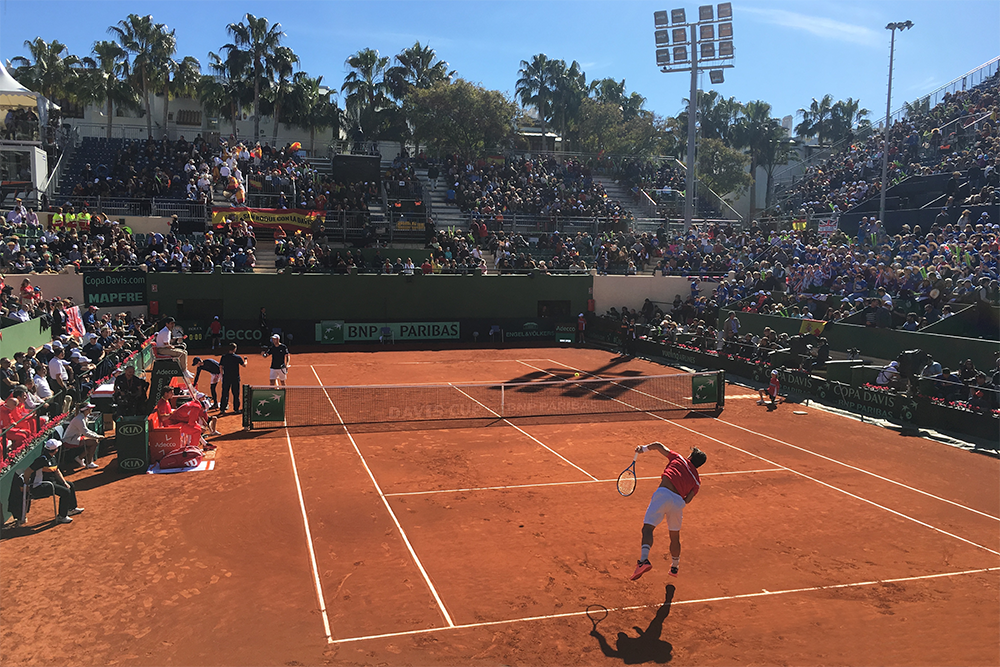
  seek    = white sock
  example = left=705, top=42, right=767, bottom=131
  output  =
left=640, top=545, right=651, bottom=562
left=672, top=557, right=680, bottom=569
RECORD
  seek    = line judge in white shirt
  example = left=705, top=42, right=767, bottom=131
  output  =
left=155, top=318, right=194, bottom=379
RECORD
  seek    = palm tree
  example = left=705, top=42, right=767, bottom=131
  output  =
left=204, top=49, right=252, bottom=139
left=547, top=59, right=587, bottom=149
left=225, top=13, right=285, bottom=140
left=795, top=94, right=835, bottom=146
left=10, top=38, right=84, bottom=102
left=152, top=27, right=177, bottom=139
left=677, top=91, right=742, bottom=147
left=266, top=45, right=298, bottom=147
left=88, top=40, right=137, bottom=138
left=289, top=72, right=340, bottom=153
left=829, top=97, right=870, bottom=144
left=341, top=48, right=391, bottom=142
left=386, top=42, right=453, bottom=101
left=733, top=100, right=781, bottom=221
left=515, top=54, right=555, bottom=131
left=109, top=14, right=167, bottom=139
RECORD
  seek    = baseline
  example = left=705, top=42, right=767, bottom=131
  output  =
left=327, top=565, right=1000, bottom=645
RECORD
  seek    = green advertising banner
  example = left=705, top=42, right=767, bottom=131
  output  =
left=316, top=320, right=346, bottom=344
left=82, top=270, right=147, bottom=307
left=344, top=322, right=460, bottom=342
left=250, top=388, right=286, bottom=422
left=691, top=374, right=719, bottom=405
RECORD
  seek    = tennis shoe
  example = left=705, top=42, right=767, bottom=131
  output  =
left=756, top=399, right=764, bottom=405
left=56, top=516, right=73, bottom=524
left=631, top=560, right=652, bottom=581
left=68, top=507, right=84, bottom=516
left=669, top=565, right=679, bottom=577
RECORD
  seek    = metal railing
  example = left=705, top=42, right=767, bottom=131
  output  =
left=51, top=195, right=208, bottom=224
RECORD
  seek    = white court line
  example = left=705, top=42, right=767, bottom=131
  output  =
left=449, top=383, right=599, bottom=482
left=327, top=565, right=1000, bottom=645
left=308, top=366, right=456, bottom=635
left=384, top=468, right=787, bottom=497
left=544, top=359, right=1000, bottom=524
left=310, top=359, right=554, bottom=366
left=283, top=428, right=334, bottom=642
left=520, top=361, right=1000, bottom=558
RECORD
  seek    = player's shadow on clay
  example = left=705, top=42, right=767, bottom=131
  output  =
left=590, top=584, right=674, bottom=664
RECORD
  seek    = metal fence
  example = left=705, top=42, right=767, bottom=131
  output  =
left=52, top=195, right=208, bottom=224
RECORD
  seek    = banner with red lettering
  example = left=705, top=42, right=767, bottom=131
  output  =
left=211, top=207, right=325, bottom=230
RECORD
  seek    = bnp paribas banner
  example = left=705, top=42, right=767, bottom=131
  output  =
left=211, top=207, right=325, bottom=230
left=318, top=321, right=460, bottom=343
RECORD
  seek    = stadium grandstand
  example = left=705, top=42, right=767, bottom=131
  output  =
left=0, top=5, right=998, bottom=666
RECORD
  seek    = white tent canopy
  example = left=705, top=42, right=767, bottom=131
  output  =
left=0, top=59, right=38, bottom=108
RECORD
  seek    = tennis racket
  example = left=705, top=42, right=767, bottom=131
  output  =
left=617, top=452, right=638, bottom=496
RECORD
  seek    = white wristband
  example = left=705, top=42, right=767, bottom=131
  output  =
left=641, top=445, right=649, bottom=453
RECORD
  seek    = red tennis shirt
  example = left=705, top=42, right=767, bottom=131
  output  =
left=662, top=449, right=701, bottom=499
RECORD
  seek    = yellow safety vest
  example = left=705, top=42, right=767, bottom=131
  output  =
left=77, top=213, right=91, bottom=231
left=50, top=213, right=63, bottom=230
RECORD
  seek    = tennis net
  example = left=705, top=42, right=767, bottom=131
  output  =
left=242, top=370, right=725, bottom=429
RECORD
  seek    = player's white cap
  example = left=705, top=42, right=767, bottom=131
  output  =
left=271, top=334, right=280, bottom=340
left=771, top=370, right=778, bottom=376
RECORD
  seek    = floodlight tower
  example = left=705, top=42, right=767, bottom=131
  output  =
left=879, top=20, right=913, bottom=224
left=654, top=3, right=735, bottom=231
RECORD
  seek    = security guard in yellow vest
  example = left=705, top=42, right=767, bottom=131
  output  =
left=64, top=207, right=77, bottom=232
left=77, top=209, right=91, bottom=233
left=50, top=207, right=64, bottom=232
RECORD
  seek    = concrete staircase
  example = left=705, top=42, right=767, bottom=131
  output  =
left=252, top=226, right=276, bottom=272
left=594, top=176, right=660, bottom=231
left=414, top=167, right=467, bottom=232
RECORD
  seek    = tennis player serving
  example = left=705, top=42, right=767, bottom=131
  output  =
left=631, top=442, right=707, bottom=581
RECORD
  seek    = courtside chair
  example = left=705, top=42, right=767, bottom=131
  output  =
left=379, top=327, right=394, bottom=344
left=16, top=474, right=58, bottom=527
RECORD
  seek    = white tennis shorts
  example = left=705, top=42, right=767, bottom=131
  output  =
left=209, top=373, right=220, bottom=384
left=643, top=487, right=686, bottom=531
left=269, top=368, right=287, bottom=381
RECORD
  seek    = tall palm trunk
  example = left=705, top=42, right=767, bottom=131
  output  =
left=142, top=65, right=152, bottom=139
left=106, top=95, right=114, bottom=139
left=271, top=98, right=281, bottom=147
left=253, top=61, right=261, bottom=139
left=747, top=157, right=757, bottom=222
left=162, top=79, right=170, bottom=140
left=231, top=100, right=238, bottom=139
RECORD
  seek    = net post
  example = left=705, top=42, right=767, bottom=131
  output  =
left=716, top=370, right=726, bottom=410
left=242, top=385, right=251, bottom=430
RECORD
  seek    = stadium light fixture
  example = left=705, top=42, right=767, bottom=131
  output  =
left=653, top=3, right=736, bottom=231
left=879, top=20, right=913, bottom=224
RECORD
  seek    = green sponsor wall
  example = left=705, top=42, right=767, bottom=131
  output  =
left=147, top=273, right=592, bottom=327
left=0, top=318, right=52, bottom=359
left=721, top=310, right=999, bottom=371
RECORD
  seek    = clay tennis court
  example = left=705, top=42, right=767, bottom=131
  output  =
left=2, top=347, right=998, bottom=666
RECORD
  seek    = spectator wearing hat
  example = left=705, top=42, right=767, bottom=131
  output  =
left=22, top=439, right=84, bottom=525
left=62, top=403, right=105, bottom=469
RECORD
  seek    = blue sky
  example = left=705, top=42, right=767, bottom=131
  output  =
left=2, top=0, right=998, bottom=124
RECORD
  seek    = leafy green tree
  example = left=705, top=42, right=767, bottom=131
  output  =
left=697, top=137, right=751, bottom=198
left=341, top=48, right=392, bottom=142
left=733, top=100, right=784, bottom=221
left=225, top=13, right=285, bottom=140
left=547, top=59, right=587, bottom=147
left=795, top=94, right=835, bottom=145
left=405, top=79, right=519, bottom=156
left=677, top=91, right=742, bottom=147
left=109, top=14, right=166, bottom=139
left=87, top=40, right=138, bottom=139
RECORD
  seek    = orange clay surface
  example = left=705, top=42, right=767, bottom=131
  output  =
left=1, top=347, right=998, bottom=666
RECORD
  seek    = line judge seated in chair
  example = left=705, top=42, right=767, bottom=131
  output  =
left=154, top=317, right=194, bottom=380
